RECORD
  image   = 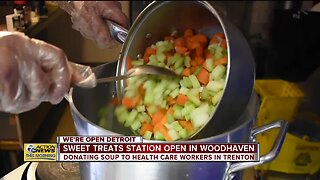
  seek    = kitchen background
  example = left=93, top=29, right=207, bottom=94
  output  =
left=0, top=1, right=320, bottom=179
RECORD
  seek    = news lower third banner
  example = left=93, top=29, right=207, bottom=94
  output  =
left=24, top=136, right=260, bottom=162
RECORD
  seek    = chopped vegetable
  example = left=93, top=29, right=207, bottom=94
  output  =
left=109, top=30, right=228, bottom=141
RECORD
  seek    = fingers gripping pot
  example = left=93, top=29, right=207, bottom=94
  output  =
left=68, top=1, right=288, bottom=180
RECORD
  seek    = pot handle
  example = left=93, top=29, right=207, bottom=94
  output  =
left=106, top=20, right=128, bottom=44
left=226, top=120, right=288, bottom=177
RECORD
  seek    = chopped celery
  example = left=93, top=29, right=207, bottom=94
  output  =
left=166, top=113, right=175, bottom=123
left=124, top=109, right=138, bottom=127
left=184, top=56, right=191, bottom=68
left=136, top=105, right=146, bottom=112
left=174, top=55, right=184, bottom=69
left=156, top=53, right=166, bottom=62
left=131, top=120, right=141, bottom=131
left=206, top=80, right=225, bottom=92
left=212, top=90, right=223, bottom=105
left=171, top=121, right=183, bottom=132
left=154, top=131, right=165, bottom=140
left=178, top=129, right=188, bottom=139
left=169, top=88, right=179, bottom=98
left=189, top=75, right=201, bottom=88
left=143, top=131, right=153, bottom=140
left=211, top=65, right=227, bottom=80
left=175, top=66, right=184, bottom=75
left=132, top=60, right=144, bottom=67
left=168, top=129, right=180, bottom=141
left=204, top=58, right=214, bottom=72
left=179, top=86, right=189, bottom=95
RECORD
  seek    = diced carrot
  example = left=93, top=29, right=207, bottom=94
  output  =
left=197, top=68, right=210, bottom=85
left=195, top=56, right=204, bottom=66
left=190, top=66, right=198, bottom=73
left=151, top=109, right=167, bottom=125
left=184, top=29, right=194, bottom=37
left=181, top=68, right=191, bottom=76
left=210, top=36, right=219, bottom=44
left=167, top=106, right=174, bottom=115
left=140, top=123, right=154, bottom=136
left=122, top=97, right=136, bottom=109
left=214, top=56, right=228, bottom=66
left=178, top=120, right=193, bottom=133
left=176, top=94, right=188, bottom=106
left=174, top=37, right=187, bottom=47
left=191, top=59, right=198, bottom=67
left=160, top=115, right=167, bottom=124
left=203, top=58, right=213, bottom=71
left=220, top=39, right=227, bottom=49
left=175, top=46, right=188, bottom=54
left=166, top=96, right=176, bottom=105
left=127, top=56, right=133, bottom=70
left=190, top=34, right=208, bottom=47
left=111, top=97, right=120, bottom=105
left=186, top=39, right=201, bottom=50
left=143, top=47, right=156, bottom=63
left=138, top=84, right=145, bottom=95
left=156, top=124, right=173, bottom=141
left=195, top=46, right=203, bottom=57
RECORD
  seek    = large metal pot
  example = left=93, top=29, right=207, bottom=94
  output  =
left=67, top=1, right=288, bottom=180
left=69, top=62, right=287, bottom=180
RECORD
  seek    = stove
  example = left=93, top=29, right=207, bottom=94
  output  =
left=1, top=162, right=80, bottom=180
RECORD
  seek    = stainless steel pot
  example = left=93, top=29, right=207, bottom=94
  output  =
left=69, top=62, right=287, bottom=180
left=67, top=1, right=288, bottom=179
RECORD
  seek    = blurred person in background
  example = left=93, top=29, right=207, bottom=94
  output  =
left=0, top=1, right=129, bottom=114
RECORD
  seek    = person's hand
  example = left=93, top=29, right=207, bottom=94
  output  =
left=58, top=1, right=129, bottom=48
left=0, top=31, right=88, bottom=114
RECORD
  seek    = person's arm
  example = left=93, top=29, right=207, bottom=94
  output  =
left=0, top=31, right=88, bottom=114
left=55, top=1, right=129, bottom=48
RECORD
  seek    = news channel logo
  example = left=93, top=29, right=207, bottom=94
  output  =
left=24, top=143, right=57, bottom=162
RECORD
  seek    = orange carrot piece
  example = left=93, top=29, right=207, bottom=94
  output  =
left=140, top=123, right=154, bottom=136
left=127, top=56, right=133, bottom=70
left=220, top=39, right=227, bottom=49
left=174, top=37, right=187, bottom=47
left=176, top=94, right=188, bottom=106
left=157, top=124, right=173, bottom=141
left=195, top=56, right=204, bottom=66
left=111, top=97, right=120, bottom=105
left=214, top=57, right=228, bottom=66
left=160, top=115, right=167, bottom=124
left=205, top=49, right=213, bottom=59
left=143, top=47, right=156, bottom=63
left=122, top=97, right=135, bottom=109
left=195, top=46, right=203, bottom=57
left=166, top=96, right=176, bottom=105
left=175, top=46, right=188, bottom=54
left=184, top=29, right=194, bottom=37
left=197, top=68, right=210, bottom=85
left=178, top=120, right=193, bottom=133
left=210, top=36, right=219, bottom=44
left=182, top=68, right=191, bottom=76
left=190, top=34, right=208, bottom=47
left=203, top=58, right=213, bottom=71
left=167, top=107, right=174, bottom=115
left=151, top=109, right=167, bottom=125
